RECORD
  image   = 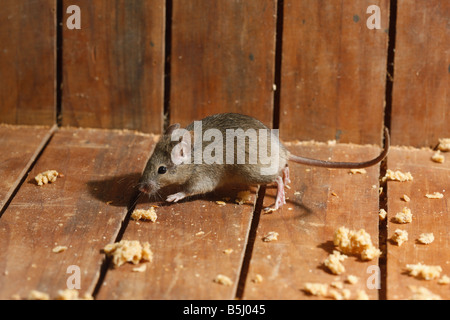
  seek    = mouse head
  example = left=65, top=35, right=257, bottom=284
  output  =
left=138, top=124, right=193, bottom=195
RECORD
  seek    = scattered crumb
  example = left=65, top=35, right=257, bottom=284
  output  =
left=215, top=201, right=226, bottom=206
left=195, top=231, right=205, bottom=236
left=409, top=286, right=441, bottom=300
left=393, top=207, right=412, bottom=224
left=103, top=240, right=153, bottom=267
left=252, top=274, right=263, bottom=283
left=223, top=248, right=233, bottom=254
left=214, top=274, right=233, bottom=286
left=391, top=229, right=408, bottom=246
left=52, top=245, right=68, bottom=253
left=56, top=289, right=93, bottom=300
left=355, top=290, right=369, bottom=300
left=131, top=207, right=157, bottom=222
left=431, top=151, right=445, bottom=163
left=346, top=275, right=358, bottom=284
left=401, top=194, right=410, bottom=202
left=303, top=283, right=328, bottom=297
left=28, top=290, right=50, bottom=300
left=378, top=209, right=387, bottom=220
left=382, top=169, right=413, bottom=182
left=417, top=233, right=434, bottom=245
left=262, top=231, right=279, bottom=242
left=132, top=264, right=147, bottom=273
left=437, top=138, right=450, bottom=152
left=438, top=275, right=450, bottom=285
left=330, top=281, right=344, bottom=289
left=323, top=250, right=348, bottom=275
left=235, top=190, right=252, bottom=205
left=425, top=192, right=444, bottom=199
left=333, top=227, right=381, bottom=261
left=405, top=263, right=442, bottom=280
left=349, top=168, right=367, bottom=175
left=35, top=170, right=60, bottom=186
left=331, top=191, right=338, bottom=197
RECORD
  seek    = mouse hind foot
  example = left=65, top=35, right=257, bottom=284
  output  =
left=263, top=175, right=286, bottom=212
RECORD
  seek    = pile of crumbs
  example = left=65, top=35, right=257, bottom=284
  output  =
left=393, top=207, right=412, bottom=224
left=27, top=289, right=93, bottom=300
left=35, top=170, right=60, bottom=186
left=409, top=286, right=441, bottom=300
left=437, top=138, right=450, bottom=152
left=323, top=250, right=347, bottom=275
left=431, top=151, right=445, bottom=163
left=391, top=229, right=408, bottom=246
left=382, top=169, right=413, bottom=182
left=131, top=207, right=157, bottom=222
left=333, top=227, right=381, bottom=261
left=405, top=262, right=442, bottom=280
left=103, top=240, right=153, bottom=267
left=303, top=281, right=368, bottom=300
left=418, top=233, right=434, bottom=245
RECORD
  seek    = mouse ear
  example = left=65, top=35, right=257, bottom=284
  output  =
left=170, top=129, right=192, bottom=165
left=165, top=123, right=181, bottom=135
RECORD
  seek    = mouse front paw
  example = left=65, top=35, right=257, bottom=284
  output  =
left=166, top=192, right=187, bottom=203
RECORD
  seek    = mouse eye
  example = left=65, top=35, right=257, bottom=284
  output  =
left=158, top=166, right=167, bottom=174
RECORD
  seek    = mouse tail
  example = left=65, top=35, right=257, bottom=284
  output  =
left=289, top=127, right=390, bottom=169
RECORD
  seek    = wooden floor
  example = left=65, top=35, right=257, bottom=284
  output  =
left=0, top=125, right=448, bottom=300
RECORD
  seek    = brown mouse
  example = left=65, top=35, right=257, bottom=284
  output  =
left=138, top=113, right=389, bottom=210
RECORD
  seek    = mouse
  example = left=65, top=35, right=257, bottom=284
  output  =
left=138, top=113, right=389, bottom=210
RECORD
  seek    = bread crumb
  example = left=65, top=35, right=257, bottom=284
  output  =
left=215, top=201, right=226, bottom=206
left=132, top=264, right=147, bottom=273
left=391, top=229, right=408, bottom=246
left=223, top=248, right=233, bottom=254
left=333, top=227, right=381, bottom=261
left=52, top=245, right=68, bottom=253
left=262, top=231, right=279, bottom=242
left=330, top=281, right=344, bottom=289
left=349, top=168, right=367, bottom=174
left=417, top=233, right=434, bottom=245
left=55, top=289, right=94, bottom=300
left=378, top=209, right=387, bottom=220
left=438, top=275, right=449, bottom=285
left=35, top=170, right=59, bottom=186
left=252, top=274, right=264, bottom=283
left=131, top=207, right=157, bottom=222
left=235, top=190, right=252, bottom=205
left=405, top=262, right=442, bottom=280
left=355, top=290, right=369, bottom=300
left=431, top=151, right=445, bottom=163
left=401, top=194, right=410, bottom=202
left=409, top=286, right=441, bottom=300
left=425, top=192, right=444, bottom=199
left=214, top=274, right=233, bottom=286
left=437, top=138, right=450, bottom=152
left=28, top=290, right=50, bottom=300
left=393, top=207, right=412, bottom=224
left=382, top=169, right=413, bottom=182
left=303, top=283, right=328, bottom=297
left=346, top=275, right=358, bottom=284
left=323, top=250, right=347, bottom=275
left=103, top=240, right=153, bottom=267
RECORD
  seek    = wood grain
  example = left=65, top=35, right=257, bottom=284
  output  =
left=169, top=0, right=277, bottom=129
left=0, top=125, right=55, bottom=212
left=242, top=143, right=382, bottom=299
left=0, top=0, right=56, bottom=125
left=279, top=0, right=389, bottom=144
left=95, top=187, right=257, bottom=300
left=62, top=0, right=165, bottom=133
left=390, top=0, right=450, bottom=148
left=386, top=147, right=449, bottom=300
left=0, top=128, right=156, bottom=299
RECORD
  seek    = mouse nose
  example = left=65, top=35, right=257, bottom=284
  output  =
left=139, top=183, right=150, bottom=194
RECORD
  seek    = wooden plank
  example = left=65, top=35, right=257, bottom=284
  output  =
left=242, top=143, right=382, bottom=299
left=62, top=0, right=165, bottom=133
left=279, top=0, right=389, bottom=144
left=0, top=0, right=56, bottom=125
left=0, top=125, right=55, bottom=212
left=390, top=0, right=450, bottom=148
left=386, top=147, right=449, bottom=300
left=0, top=128, right=156, bottom=299
left=169, top=0, right=277, bottom=129
left=95, top=187, right=257, bottom=300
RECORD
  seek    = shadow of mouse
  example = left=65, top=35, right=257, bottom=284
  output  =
left=87, top=172, right=143, bottom=208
